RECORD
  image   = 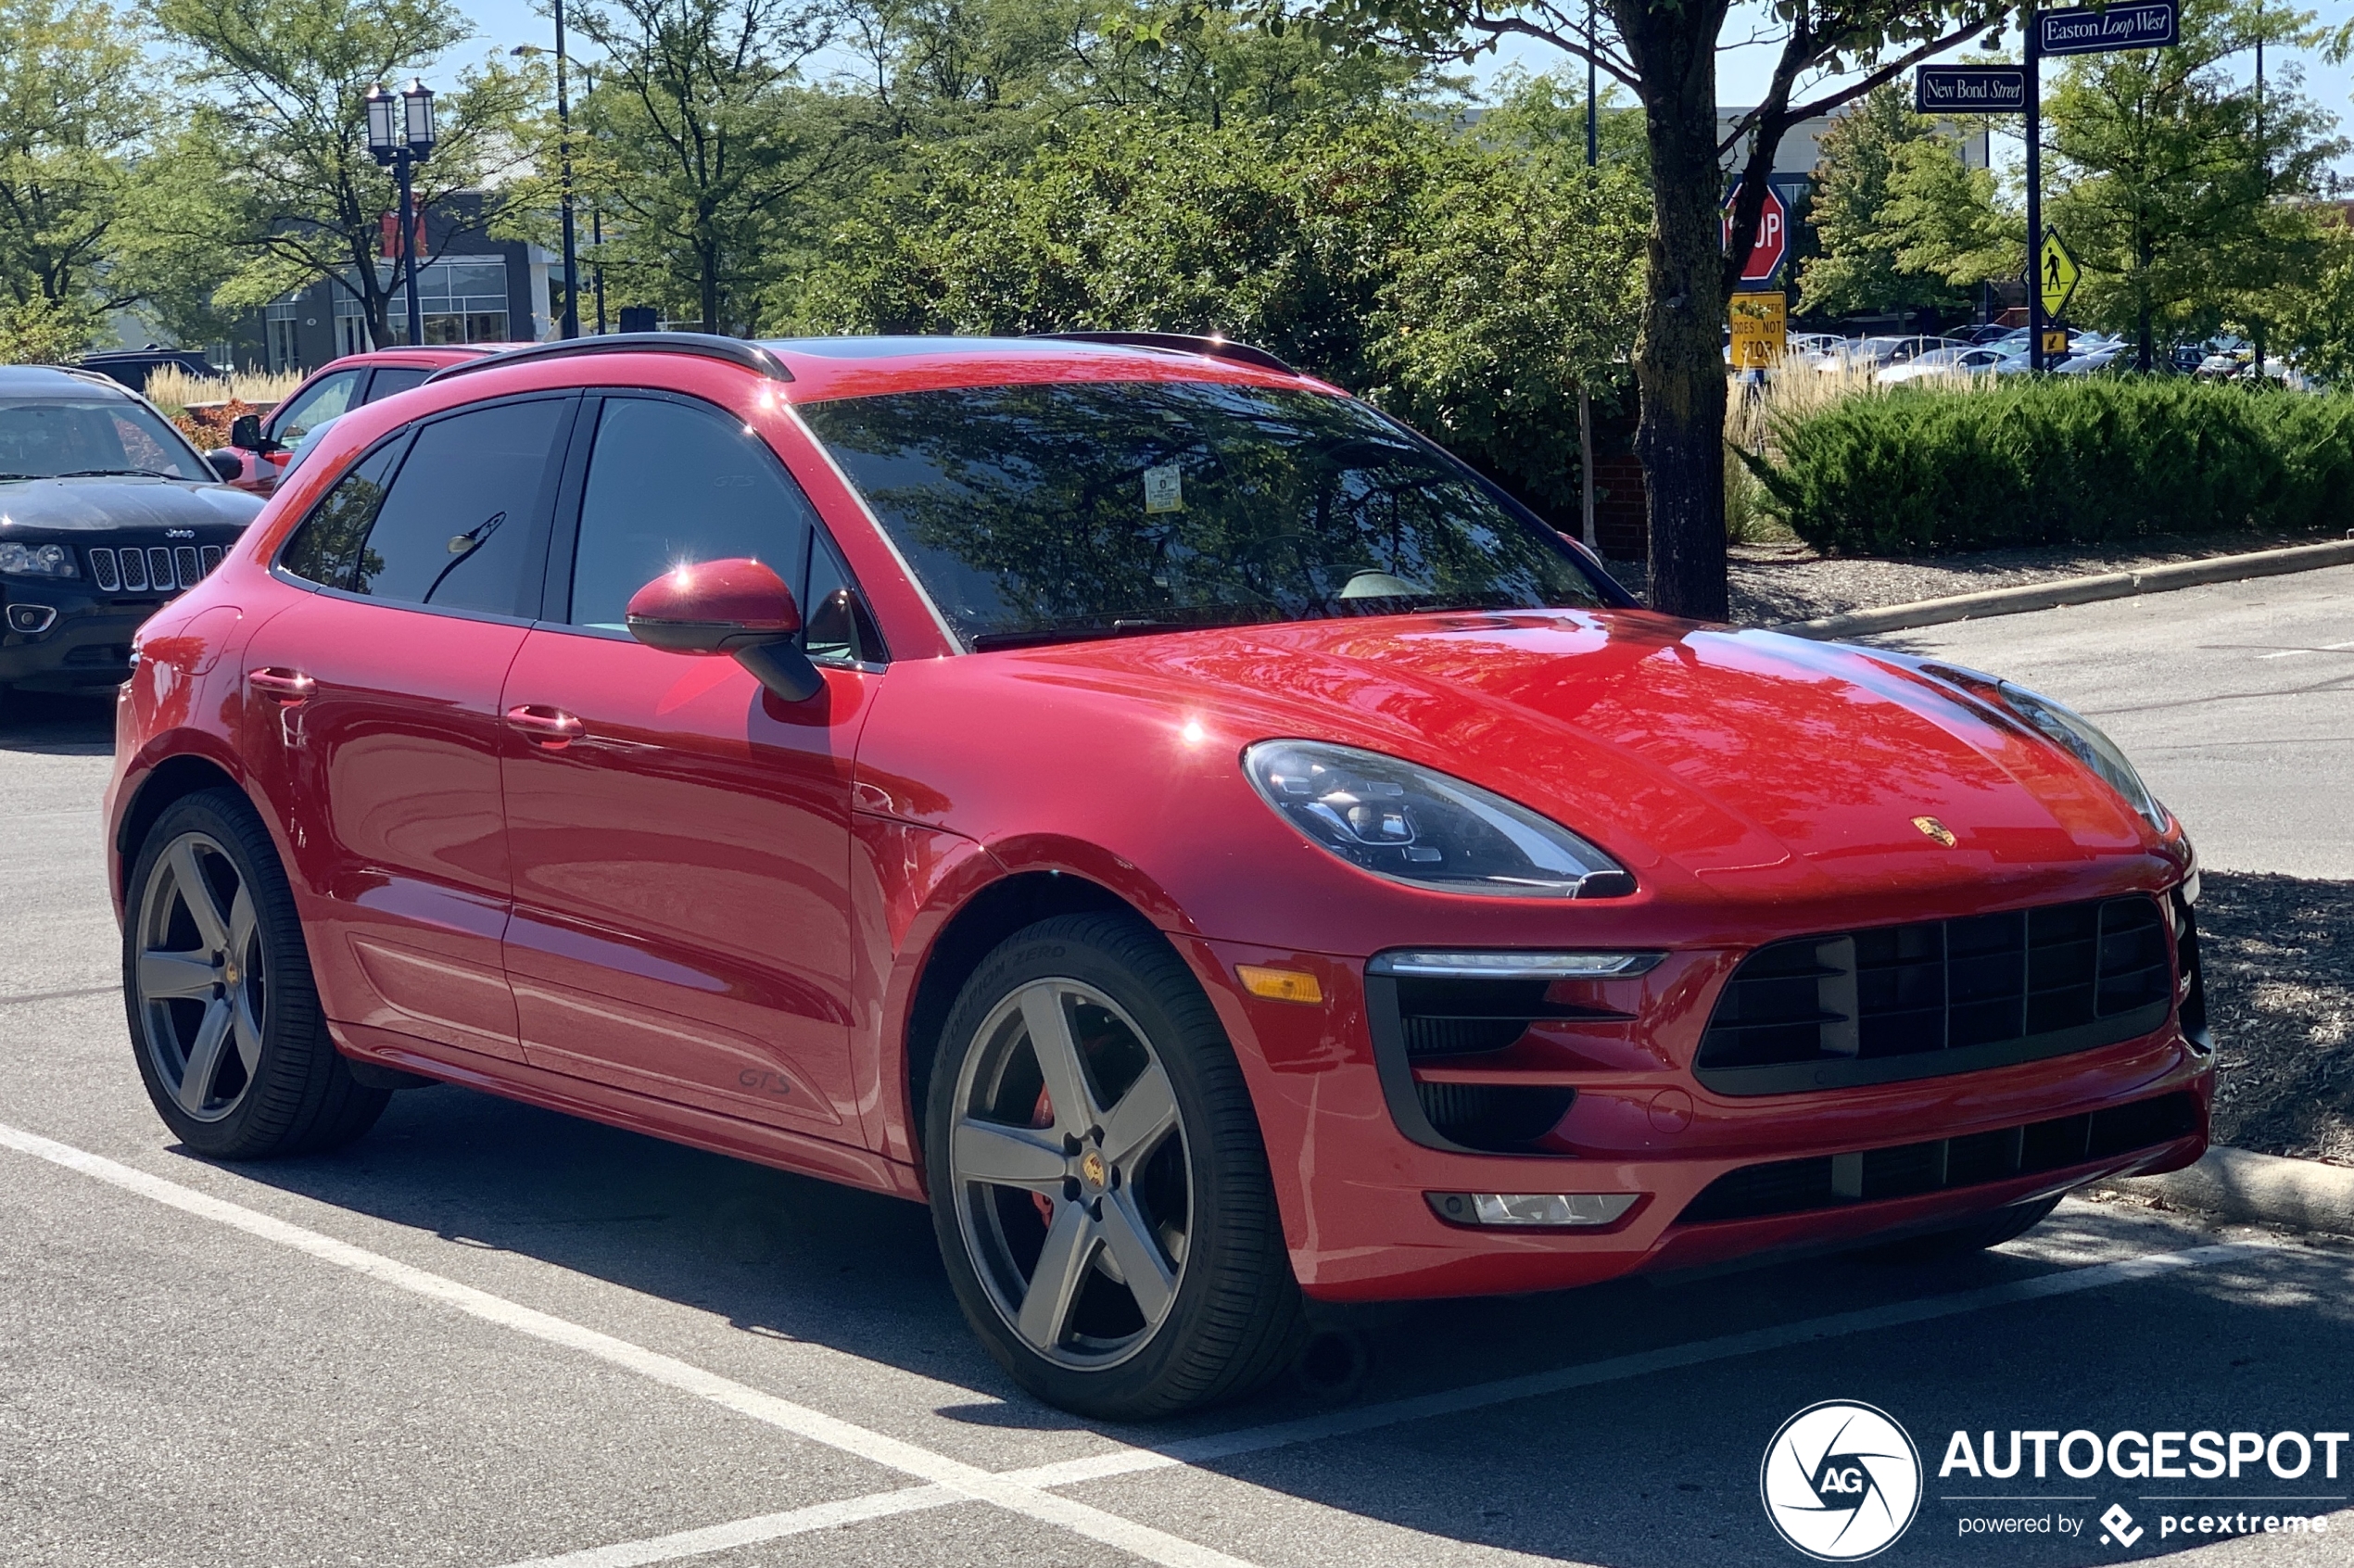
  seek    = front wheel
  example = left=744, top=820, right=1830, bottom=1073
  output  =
left=122, top=788, right=387, bottom=1158
left=925, top=915, right=1301, bottom=1419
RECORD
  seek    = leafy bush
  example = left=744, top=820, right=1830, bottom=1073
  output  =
left=1750, top=378, right=2354, bottom=554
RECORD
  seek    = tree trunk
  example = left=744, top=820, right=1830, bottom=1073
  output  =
left=1619, top=0, right=1732, bottom=621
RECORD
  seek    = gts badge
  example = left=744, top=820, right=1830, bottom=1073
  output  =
left=737, top=1069, right=792, bottom=1098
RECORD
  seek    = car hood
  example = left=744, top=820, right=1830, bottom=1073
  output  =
left=1006, top=609, right=2161, bottom=906
left=0, top=476, right=262, bottom=534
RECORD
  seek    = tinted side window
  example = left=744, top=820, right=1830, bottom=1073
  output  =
left=567, top=397, right=818, bottom=629
left=350, top=398, right=567, bottom=615
left=803, top=532, right=886, bottom=664
left=365, top=367, right=433, bottom=400
left=280, top=444, right=403, bottom=588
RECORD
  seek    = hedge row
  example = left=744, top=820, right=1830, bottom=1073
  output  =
left=1750, top=379, right=2354, bottom=555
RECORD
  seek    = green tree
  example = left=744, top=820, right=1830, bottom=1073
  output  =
left=2046, top=0, right=2343, bottom=370
left=571, top=0, right=853, bottom=335
left=152, top=0, right=534, bottom=348
left=1796, top=82, right=1968, bottom=318
left=1280, top=0, right=2009, bottom=616
left=0, top=0, right=147, bottom=355
left=1879, top=125, right=2018, bottom=293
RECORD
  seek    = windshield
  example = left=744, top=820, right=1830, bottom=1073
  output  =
left=0, top=397, right=208, bottom=481
left=796, top=380, right=1613, bottom=651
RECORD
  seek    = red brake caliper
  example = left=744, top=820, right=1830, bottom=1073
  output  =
left=1030, top=1085, right=1057, bottom=1227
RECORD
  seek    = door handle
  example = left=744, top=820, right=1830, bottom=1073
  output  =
left=505, top=703, right=585, bottom=746
left=248, top=667, right=314, bottom=702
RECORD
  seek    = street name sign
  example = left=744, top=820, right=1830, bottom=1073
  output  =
left=1722, top=184, right=1790, bottom=285
left=1916, top=66, right=2028, bottom=113
left=2038, top=228, right=2081, bottom=317
left=2038, top=1, right=2178, bottom=56
left=1729, top=292, right=1788, bottom=368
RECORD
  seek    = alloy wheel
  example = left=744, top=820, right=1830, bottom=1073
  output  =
left=133, top=831, right=266, bottom=1123
left=949, top=979, right=1192, bottom=1370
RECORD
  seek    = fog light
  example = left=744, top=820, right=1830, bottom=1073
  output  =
left=1371, top=950, right=1664, bottom=980
left=1426, top=1192, right=1639, bottom=1228
left=6, top=603, right=57, bottom=635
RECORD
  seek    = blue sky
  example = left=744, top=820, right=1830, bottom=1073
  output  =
left=444, top=0, right=2354, bottom=175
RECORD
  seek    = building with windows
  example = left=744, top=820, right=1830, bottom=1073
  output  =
left=226, top=191, right=557, bottom=373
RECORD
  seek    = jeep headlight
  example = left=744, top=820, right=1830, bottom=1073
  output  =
left=0, top=540, right=78, bottom=578
left=1242, top=739, right=1634, bottom=898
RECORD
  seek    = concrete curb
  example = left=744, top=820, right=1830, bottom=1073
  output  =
left=2097, top=1145, right=2354, bottom=1239
left=1769, top=536, right=2354, bottom=641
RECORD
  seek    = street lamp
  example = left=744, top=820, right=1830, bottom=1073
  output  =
left=513, top=6, right=578, bottom=339
left=365, top=79, right=437, bottom=348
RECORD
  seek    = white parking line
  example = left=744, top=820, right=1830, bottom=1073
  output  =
left=0, top=1121, right=1260, bottom=1568
left=2259, top=639, right=2354, bottom=660
left=500, top=1235, right=2271, bottom=1568
left=4, top=1117, right=2279, bottom=1568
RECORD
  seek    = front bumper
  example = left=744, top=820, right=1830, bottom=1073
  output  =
left=1189, top=933, right=2212, bottom=1302
left=0, top=583, right=163, bottom=691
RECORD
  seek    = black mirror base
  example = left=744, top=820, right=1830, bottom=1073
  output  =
left=734, top=640, right=825, bottom=702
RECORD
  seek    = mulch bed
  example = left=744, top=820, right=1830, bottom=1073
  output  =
left=1598, top=530, right=2333, bottom=626
left=2197, top=872, right=2354, bottom=1167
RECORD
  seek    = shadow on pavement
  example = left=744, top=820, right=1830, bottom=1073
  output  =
left=176, top=1078, right=2354, bottom=1566
left=0, top=689, right=115, bottom=755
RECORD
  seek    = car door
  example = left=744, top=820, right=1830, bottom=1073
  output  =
left=242, top=393, right=576, bottom=1065
left=498, top=391, right=877, bottom=1140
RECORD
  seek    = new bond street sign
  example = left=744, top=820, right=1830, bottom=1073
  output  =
left=1916, top=66, right=2027, bottom=113
left=2038, top=0, right=2178, bottom=56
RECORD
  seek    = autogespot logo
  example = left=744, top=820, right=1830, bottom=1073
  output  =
left=1762, top=1401, right=1924, bottom=1561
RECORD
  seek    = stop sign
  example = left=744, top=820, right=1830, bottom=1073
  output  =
left=1723, top=184, right=1789, bottom=285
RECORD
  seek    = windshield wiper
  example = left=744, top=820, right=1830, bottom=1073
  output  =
left=54, top=467, right=187, bottom=480
left=970, top=615, right=1263, bottom=651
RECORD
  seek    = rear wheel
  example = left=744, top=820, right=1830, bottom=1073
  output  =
left=1856, top=1195, right=2062, bottom=1263
left=123, top=788, right=387, bottom=1158
left=925, top=914, right=1301, bottom=1419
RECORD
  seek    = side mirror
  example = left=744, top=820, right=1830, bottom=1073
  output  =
left=228, top=413, right=266, bottom=450
left=624, top=557, right=824, bottom=702
left=205, top=449, right=244, bottom=482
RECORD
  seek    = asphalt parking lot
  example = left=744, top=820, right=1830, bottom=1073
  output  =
left=4, top=565, right=2352, bottom=1568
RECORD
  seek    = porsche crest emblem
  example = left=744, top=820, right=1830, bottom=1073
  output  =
left=1911, top=816, right=1957, bottom=848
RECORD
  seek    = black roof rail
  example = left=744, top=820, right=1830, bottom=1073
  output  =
left=424, top=332, right=793, bottom=386
left=1027, top=331, right=1296, bottom=376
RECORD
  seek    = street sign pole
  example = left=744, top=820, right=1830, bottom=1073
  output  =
left=2026, top=5, right=2043, bottom=373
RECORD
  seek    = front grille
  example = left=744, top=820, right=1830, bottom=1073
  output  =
left=82, top=543, right=223, bottom=597
left=1674, top=1091, right=2200, bottom=1225
left=1695, top=895, right=2174, bottom=1094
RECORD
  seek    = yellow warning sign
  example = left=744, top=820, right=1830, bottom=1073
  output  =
left=2042, top=328, right=2070, bottom=356
left=2038, top=228, right=2081, bottom=318
left=1729, top=291, right=1788, bottom=368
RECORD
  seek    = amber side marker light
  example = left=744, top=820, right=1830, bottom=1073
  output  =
left=1427, top=1193, right=1639, bottom=1228
left=1236, top=965, right=1324, bottom=1005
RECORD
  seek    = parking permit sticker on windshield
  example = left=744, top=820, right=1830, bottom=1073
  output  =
left=1143, top=463, right=1183, bottom=514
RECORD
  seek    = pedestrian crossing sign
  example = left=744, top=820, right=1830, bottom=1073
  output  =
left=2038, top=229, right=2081, bottom=318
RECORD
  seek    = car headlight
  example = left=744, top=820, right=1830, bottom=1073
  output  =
left=0, top=540, right=78, bottom=578
left=1242, top=739, right=1635, bottom=898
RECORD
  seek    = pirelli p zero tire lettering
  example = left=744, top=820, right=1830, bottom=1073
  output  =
left=925, top=913, right=1303, bottom=1419
left=122, top=787, right=388, bottom=1159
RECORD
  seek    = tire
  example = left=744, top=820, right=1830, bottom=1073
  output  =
left=1854, top=1195, right=2063, bottom=1263
left=925, top=914, right=1303, bottom=1419
left=122, top=787, right=387, bottom=1158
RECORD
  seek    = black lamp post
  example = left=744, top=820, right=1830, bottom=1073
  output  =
left=365, top=80, right=437, bottom=347
left=514, top=32, right=581, bottom=338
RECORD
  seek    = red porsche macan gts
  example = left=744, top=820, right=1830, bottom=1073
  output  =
left=104, top=333, right=2211, bottom=1417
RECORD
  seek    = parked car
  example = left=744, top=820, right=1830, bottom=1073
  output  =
left=106, top=332, right=2211, bottom=1419
left=73, top=346, right=224, bottom=390
left=0, top=365, right=263, bottom=700
left=1816, top=335, right=1967, bottom=373
left=210, top=345, right=523, bottom=496
left=1876, top=345, right=2010, bottom=385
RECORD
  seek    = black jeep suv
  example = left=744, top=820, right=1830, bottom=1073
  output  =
left=0, top=366, right=263, bottom=698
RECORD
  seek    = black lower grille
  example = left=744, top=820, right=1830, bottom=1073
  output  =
left=1412, top=1081, right=1577, bottom=1150
left=1675, top=1091, right=2200, bottom=1225
left=1696, top=894, right=2175, bottom=1094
